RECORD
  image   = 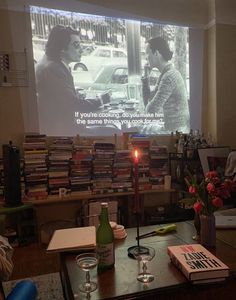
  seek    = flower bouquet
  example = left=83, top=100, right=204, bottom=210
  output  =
left=180, top=170, right=236, bottom=247
left=181, top=170, right=235, bottom=216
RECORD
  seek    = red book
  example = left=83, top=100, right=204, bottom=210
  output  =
left=167, top=244, right=229, bottom=284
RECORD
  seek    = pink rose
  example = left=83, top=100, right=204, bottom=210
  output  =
left=193, top=201, right=203, bottom=214
left=189, top=186, right=196, bottom=194
left=212, top=197, right=223, bottom=208
left=207, top=183, right=215, bottom=194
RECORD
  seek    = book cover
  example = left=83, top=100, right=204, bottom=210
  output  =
left=167, top=244, right=229, bottom=283
left=47, top=226, right=96, bottom=252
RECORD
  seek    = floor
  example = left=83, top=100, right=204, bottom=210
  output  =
left=11, top=242, right=60, bottom=280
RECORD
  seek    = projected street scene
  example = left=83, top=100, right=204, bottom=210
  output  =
left=30, top=6, right=189, bottom=136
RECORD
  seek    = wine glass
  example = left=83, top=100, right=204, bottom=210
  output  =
left=76, top=252, right=98, bottom=293
left=133, top=246, right=155, bottom=283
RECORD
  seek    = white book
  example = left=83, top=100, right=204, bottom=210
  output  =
left=47, top=226, right=96, bottom=253
left=215, top=215, right=236, bottom=229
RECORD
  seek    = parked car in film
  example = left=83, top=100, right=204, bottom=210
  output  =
left=70, top=46, right=128, bottom=73
left=72, top=63, right=160, bottom=99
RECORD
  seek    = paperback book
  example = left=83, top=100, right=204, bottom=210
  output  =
left=167, top=244, right=229, bottom=284
left=47, top=226, right=96, bottom=252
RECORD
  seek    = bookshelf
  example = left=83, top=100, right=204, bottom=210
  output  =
left=1, top=134, right=176, bottom=241
left=32, top=186, right=177, bottom=241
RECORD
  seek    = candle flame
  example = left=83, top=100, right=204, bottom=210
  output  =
left=134, top=150, right=138, bottom=159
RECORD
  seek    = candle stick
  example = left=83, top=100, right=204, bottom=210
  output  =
left=134, top=149, right=140, bottom=248
left=134, top=150, right=139, bottom=213
left=128, top=149, right=149, bottom=259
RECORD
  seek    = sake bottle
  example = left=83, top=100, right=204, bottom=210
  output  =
left=96, top=202, right=115, bottom=272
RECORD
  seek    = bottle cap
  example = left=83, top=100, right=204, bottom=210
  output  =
left=101, top=202, right=108, bottom=208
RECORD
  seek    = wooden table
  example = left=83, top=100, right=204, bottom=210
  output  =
left=60, top=221, right=236, bottom=300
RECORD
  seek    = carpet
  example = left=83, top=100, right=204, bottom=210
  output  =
left=2, top=272, right=65, bottom=300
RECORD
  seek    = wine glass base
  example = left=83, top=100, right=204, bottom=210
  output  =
left=137, top=272, right=154, bottom=283
left=79, top=282, right=97, bottom=293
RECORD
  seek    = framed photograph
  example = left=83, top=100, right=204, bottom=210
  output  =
left=198, top=147, right=231, bottom=176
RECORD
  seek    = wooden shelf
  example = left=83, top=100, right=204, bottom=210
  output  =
left=28, top=187, right=176, bottom=206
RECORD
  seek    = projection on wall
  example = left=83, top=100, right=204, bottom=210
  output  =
left=30, top=6, right=190, bottom=136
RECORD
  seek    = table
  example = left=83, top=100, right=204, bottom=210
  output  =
left=60, top=221, right=236, bottom=300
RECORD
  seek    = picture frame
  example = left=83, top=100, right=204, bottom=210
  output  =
left=198, top=147, right=231, bottom=176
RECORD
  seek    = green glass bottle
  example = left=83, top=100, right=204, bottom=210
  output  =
left=96, top=202, right=115, bottom=272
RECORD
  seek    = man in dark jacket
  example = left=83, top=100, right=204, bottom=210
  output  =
left=36, top=25, right=100, bottom=136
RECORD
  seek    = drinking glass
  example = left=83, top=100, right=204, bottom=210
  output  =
left=76, top=252, right=98, bottom=293
left=133, top=246, right=155, bottom=283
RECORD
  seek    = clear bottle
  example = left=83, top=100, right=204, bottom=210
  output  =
left=96, top=202, right=115, bottom=272
left=177, top=133, right=185, bottom=154
left=187, top=130, right=195, bottom=159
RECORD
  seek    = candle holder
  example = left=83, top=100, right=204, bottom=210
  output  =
left=128, top=149, right=149, bottom=259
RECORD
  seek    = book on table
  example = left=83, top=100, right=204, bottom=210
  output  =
left=167, top=244, right=229, bottom=284
left=47, top=226, right=96, bottom=252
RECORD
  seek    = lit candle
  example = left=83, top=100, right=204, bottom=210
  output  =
left=134, top=149, right=139, bottom=164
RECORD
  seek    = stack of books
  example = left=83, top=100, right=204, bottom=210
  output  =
left=149, top=145, right=169, bottom=189
left=48, top=137, right=73, bottom=195
left=23, top=133, right=48, bottom=199
left=92, top=142, right=115, bottom=194
left=69, top=145, right=93, bottom=195
left=112, top=150, right=133, bottom=192
left=167, top=243, right=229, bottom=284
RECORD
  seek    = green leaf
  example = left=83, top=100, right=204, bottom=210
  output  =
left=179, top=198, right=196, bottom=206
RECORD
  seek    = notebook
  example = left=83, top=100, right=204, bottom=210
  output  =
left=215, top=215, right=236, bottom=229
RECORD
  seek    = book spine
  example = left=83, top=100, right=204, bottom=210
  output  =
left=168, top=248, right=190, bottom=280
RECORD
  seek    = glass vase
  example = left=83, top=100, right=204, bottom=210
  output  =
left=192, top=212, right=201, bottom=241
left=200, top=214, right=216, bottom=248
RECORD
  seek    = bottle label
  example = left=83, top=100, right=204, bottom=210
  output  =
left=97, top=243, right=114, bottom=266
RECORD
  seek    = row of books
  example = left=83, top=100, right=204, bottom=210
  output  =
left=23, top=133, right=48, bottom=199
left=128, top=134, right=169, bottom=191
left=1, top=134, right=169, bottom=199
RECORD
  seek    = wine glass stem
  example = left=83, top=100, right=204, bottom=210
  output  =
left=86, top=270, right=90, bottom=284
left=142, top=261, right=147, bottom=274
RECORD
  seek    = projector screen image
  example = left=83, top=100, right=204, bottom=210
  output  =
left=30, top=6, right=190, bottom=137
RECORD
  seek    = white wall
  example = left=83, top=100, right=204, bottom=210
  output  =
left=1, top=0, right=236, bottom=149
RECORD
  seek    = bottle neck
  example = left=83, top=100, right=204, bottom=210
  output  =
left=100, top=207, right=109, bottom=224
